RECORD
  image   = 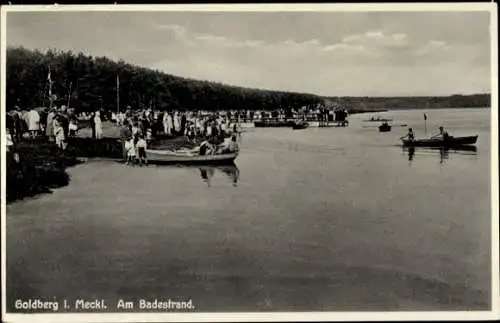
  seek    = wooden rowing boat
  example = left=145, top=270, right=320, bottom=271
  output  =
left=401, top=135, right=478, bottom=147
left=146, top=149, right=238, bottom=164
left=292, top=121, right=309, bottom=130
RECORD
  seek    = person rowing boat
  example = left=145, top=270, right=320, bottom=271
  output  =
left=400, top=127, right=415, bottom=141
left=430, top=126, right=451, bottom=140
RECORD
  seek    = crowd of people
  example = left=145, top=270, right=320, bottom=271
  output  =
left=114, top=106, right=242, bottom=166
left=112, top=107, right=243, bottom=138
left=5, top=105, right=106, bottom=151
left=6, top=103, right=242, bottom=155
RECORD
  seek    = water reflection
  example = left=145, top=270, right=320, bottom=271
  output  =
left=403, top=146, right=477, bottom=164
left=408, top=147, right=415, bottom=162
left=199, top=165, right=240, bottom=187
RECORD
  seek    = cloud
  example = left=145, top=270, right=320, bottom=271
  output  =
left=195, top=34, right=228, bottom=43
left=415, top=40, right=450, bottom=55
left=366, top=31, right=384, bottom=39
left=321, top=43, right=365, bottom=52
left=243, top=40, right=265, bottom=48
left=342, top=31, right=411, bottom=49
left=152, top=24, right=189, bottom=42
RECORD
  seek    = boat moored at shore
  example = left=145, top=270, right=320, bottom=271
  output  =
left=146, top=149, right=238, bottom=165
left=292, top=121, right=309, bottom=130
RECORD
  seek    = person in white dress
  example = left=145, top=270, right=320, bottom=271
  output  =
left=94, top=111, right=103, bottom=139
left=163, top=112, right=170, bottom=136
left=27, top=107, right=40, bottom=138
left=46, top=108, right=56, bottom=142
left=125, top=138, right=136, bottom=165
left=173, top=111, right=181, bottom=135
left=167, top=112, right=174, bottom=136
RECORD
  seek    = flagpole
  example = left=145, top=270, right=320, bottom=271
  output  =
left=116, top=75, right=120, bottom=114
left=48, top=65, right=53, bottom=108
left=424, top=113, right=427, bottom=135
left=67, top=81, right=72, bottom=109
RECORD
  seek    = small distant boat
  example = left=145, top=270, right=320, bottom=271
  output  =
left=364, top=117, right=393, bottom=122
left=146, top=149, right=238, bottom=164
left=292, top=121, right=309, bottom=130
left=378, top=123, right=392, bottom=132
left=402, top=135, right=478, bottom=147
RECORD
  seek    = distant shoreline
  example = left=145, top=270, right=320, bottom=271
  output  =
left=349, top=106, right=489, bottom=115
left=384, top=106, right=491, bottom=111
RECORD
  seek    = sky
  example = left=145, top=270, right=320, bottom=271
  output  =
left=5, top=9, right=492, bottom=97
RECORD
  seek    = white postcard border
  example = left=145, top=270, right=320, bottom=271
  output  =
left=1, top=3, right=498, bottom=322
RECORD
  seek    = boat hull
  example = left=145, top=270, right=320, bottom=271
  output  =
left=254, top=120, right=295, bottom=127
left=146, top=150, right=238, bottom=165
left=363, top=119, right=393, bottom=122
left=402, top=135, right=478, bottom=147
left=292, top=123, right=309, bottom=130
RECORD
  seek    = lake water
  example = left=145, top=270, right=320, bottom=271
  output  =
left=6, top=108, right=492, bottom=312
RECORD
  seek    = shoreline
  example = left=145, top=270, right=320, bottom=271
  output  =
left=6, top=143, right=83, bottom=204
left=6, top=136, right=199, bottom=204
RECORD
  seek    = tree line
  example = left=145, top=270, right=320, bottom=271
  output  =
left=6, top=46, right=490, bottom=114
left=6, top=47, right=323, bottom=113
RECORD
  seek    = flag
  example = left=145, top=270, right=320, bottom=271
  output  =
left=424, top=113, right=427, bottom=120
left=47, top=66, right=53, bottom=97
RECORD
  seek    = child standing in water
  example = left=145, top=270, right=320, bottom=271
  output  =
left=125, top=137, right=136, bottom=165
left=136, top=135, right=148, bottom=167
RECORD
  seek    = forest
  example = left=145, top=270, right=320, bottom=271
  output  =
left=6, top=47, right=490, bottom=113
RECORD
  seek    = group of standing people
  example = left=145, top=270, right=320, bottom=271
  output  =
left=6, top=106, right=43, bottom=141
left=114, top=106, right=242, bottom=143
left=7, top=102, right=241, bottom=161
left=6, top=104, right=107, bottom=151
left=6, top=105, right=71, bottom=149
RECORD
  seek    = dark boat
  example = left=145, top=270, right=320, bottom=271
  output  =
left=292, top=121, right=309, bottom=130
left=401, top=135, right=478, bottom=147
left=378, top=123, right=392, bottom=132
